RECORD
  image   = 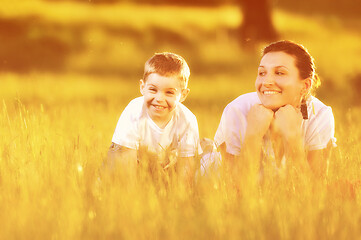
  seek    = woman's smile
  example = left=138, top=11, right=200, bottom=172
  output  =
left=256, top=51, right=305, bottom=110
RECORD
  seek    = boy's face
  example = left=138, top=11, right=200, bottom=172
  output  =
left=140, top=73, right=189, bottom=128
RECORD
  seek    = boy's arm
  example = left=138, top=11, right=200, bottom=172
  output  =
left=177, top=156, right=196, bottom=186
left=106, top=142, right=137, bottom=177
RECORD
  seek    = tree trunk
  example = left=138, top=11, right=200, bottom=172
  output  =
left=239, top=0, right=278, bottom=46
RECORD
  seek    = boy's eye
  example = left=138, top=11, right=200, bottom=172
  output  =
left=148, top=88, right=156, bottom=93
left=166, top=91, right=175, bottom=95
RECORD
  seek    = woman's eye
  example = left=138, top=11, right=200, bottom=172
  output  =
left=258, top=71, right=266, bottom=76
left=276, top=71, right=285, bottom=75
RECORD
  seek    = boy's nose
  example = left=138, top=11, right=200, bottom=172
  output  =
left=155, top=92, right=165, bottom=101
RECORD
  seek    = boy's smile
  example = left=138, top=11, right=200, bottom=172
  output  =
left=140, top=73, right=189, bottom=129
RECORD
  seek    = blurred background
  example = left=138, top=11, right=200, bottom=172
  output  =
left=1, top=0, right=361, bottom=138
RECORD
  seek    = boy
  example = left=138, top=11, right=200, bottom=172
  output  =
left=108, top=52, right=201, bottom=178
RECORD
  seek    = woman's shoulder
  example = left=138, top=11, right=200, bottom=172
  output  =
left=307, top=96, right=334, bottom=120
left=308, top=96, right=333, bottom=113
left=225, top=92, right=261, bottom=113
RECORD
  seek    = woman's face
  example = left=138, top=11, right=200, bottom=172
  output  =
left=255, top=51, right=306, bottom=111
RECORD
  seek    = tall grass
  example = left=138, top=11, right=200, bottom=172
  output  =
left=1, top=72, right=361, bottom=239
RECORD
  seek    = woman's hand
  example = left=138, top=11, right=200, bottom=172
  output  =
left=273, top=105, right=306, bottom=169
left=241, top=105, right=274, bottom=172
left=245, top=104, right=274, bottom=140
left=273, top=105, right=303, bottom=142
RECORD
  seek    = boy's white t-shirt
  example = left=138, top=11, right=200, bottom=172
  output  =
left=214, top=92, right=337, bottom=156
left=112, top=96, right=202, bottom=157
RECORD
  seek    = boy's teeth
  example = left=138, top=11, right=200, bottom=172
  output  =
left=264, top=91, right=280, bottom=95
left=154, top=105, right=165, bottom=109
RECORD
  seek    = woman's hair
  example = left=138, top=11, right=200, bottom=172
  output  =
left=143, top=52, right=190, bottom=89
left=262, top=40, right=320, bottom=98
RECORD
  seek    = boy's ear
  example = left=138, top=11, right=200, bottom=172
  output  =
left=139, top=79, right=145, bottom=95
left=180, top=88, right=190, bottom=103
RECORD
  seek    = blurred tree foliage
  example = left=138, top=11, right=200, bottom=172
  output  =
left=44, top=0, right=360, bottom=12
left=1, top=0, right=360, bottom=74
left=45, top=0, right=361, bottom=17
left=276, top=0, right=360, bottom=17
left=45, top=0, right=278, bottom=44
left=0, top=17, right=73, bottom=72
left=45, top=0, right=232, bottom=6
left=44, top=0, right=361, bottom=45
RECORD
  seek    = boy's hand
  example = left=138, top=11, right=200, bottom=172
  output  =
left=106, top=143, right=137, bottom=171
left=273, top=105, right=303, bottom=142
left=245, top=104, right=274, bottom=140
left=200, top=138, right=215, bottom=154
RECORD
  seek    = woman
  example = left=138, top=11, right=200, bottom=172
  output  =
left=214, top=40, right=336, bottom=178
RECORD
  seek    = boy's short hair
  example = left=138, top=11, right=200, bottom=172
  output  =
left=143, top=52, right=190, bottom=89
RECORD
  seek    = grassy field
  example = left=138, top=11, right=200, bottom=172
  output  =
left=1, top=1, right=361, bottom=239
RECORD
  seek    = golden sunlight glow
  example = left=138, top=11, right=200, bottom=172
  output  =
left=1, top=1, right=361, bottom=239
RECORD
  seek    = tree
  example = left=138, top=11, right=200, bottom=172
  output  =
left=237, top=0, right=278, bottom=46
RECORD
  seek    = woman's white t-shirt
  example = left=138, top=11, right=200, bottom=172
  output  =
left=214, top=92, right=336, bottom=156
left=112, top=96, right=202, bottom=157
